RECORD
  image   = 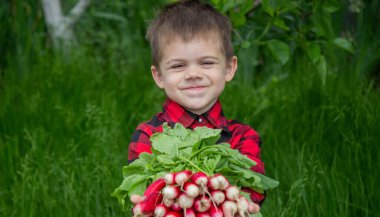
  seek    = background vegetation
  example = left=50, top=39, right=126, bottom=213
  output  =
left=1, top=0, right=379, bottom=216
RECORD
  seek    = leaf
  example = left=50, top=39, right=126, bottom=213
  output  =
left=273, top=18, right=289, bottom=31
left=122, top=157, right=150, bottom=177
left=323, top=0, right=340, bottom=13
left=267, top=39, right=290, bottom=65
left=261, top=0, right=275, bottom=17
left=150, top=133, right=181, bottom=157
left=157, top=154, right=175, bottom=164
left=203, top=155, right=221, bottom=174
left=128, top=179, right=148, bottom=197
left=333, top=38, right=355, bottom=54
left=117, top=174, right=147, bottom=192
left=254, top=173, right=280, bottom=189
left=230, top=11, right=246, bottom=27
left=168, top=123, right=189, bottom=140
left=306, top=42, right=321, bottom=63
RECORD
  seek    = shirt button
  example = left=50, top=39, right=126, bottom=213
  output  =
left=198, top=117, right=203, bottom=123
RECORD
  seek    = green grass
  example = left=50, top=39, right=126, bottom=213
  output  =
left=1, top=48, right=379, bottom=216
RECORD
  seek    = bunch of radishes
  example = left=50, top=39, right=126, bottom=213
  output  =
left=131, top=170, right=261, bottom=217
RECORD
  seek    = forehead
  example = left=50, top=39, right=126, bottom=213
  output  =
left=158, top=32, right=223, bottom=57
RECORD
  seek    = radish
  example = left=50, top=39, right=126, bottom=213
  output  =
left=163, top=185, right=180, bottom=200
left=133, top=203, right=151, bottom=217
left=183, top=182, right=200, bottom=198
left=164, top=173, right=176, bottom=185
left=175, top=170, right=192, bottom=186
left=144, top=178, right=166, bottom=197
left=165, top=211, right=182, bottom=217
left=171, top=200, right=182, bottom=211
left=248, top=202, right=260, bottom=214
left=163, top=198, right=174, bottom=207
left=208, top=176, right=220, bottom=191
left=178, top=193, right=194, bottom=209
left=133, top=203, right=142, bottom=216
left=209, top=206, right=223, bottom=217
left=215, top=174, right=229, bottom=190
left=191, top=172, right=208, bottom=187
left=194, top=195, right=211, bottom=212
left=210, top=190, right=225, bottom=205
left=198, top=185, right=208, bottom=196
left=140, top=191, right=163, bottom=215
left=208, top=174, right=229, bottom=190
left=154, top=204, right=168, bottom=217
left=195, top=212, right=210, bottom=217
left=130, top=194, right=144, bottom=204
left=221, top=201, right=237, bottom=217
left=185, top=208, right=196, bottom=217
left=225, top=186, right=240, bottom=201
left=236, top=196, right=250, bottom=217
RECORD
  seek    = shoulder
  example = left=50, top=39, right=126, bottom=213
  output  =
left=134, top=112, right=165, bottom=136
left=226, top=118, right=260, bottom=136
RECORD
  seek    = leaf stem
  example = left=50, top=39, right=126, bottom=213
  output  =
left=178, top=157, right=209, bottom=175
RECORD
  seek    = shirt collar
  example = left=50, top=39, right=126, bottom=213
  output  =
left=162, top=98, right=226, bottom=129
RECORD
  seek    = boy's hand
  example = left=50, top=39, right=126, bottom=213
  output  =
left=130, top=194, right=144, bottom=204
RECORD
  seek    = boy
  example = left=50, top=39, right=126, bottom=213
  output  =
left=128, top=0, right=266, bottom=206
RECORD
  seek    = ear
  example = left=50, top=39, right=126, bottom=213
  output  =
left=224, top=56, right=238, bottom=82
left=151, top=65, right=165, bottom=89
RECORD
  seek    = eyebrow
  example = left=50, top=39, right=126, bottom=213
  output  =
left=165, top=56, right=219, bottom=65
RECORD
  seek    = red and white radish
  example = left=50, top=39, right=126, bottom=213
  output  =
left=195, top=212, right=210, bottom=217
left=130, top=194, right=144, bottom=204
left=143, top=178, right=166, bottom=197
left=183, top=182, right=200, bottom=198
left=165, top=211, right=182, bottom=217
left=248, top=202, right=260, bottom=214
left=162, top=185, right=180, bottom=200
left=221, top=201, right=237, bottom=217
left=185, top=208, right=196, bottom=217
left=163, top=198, right=174, bottom=207
left=225, top=186, right=240, bottom=201
left=210, top=190, right=225, bottom=205
left=193, top=195, right=211, bottom=213
left=178, top=193, right=194, bottom=209
left=164, top=173, right=176, bottom=185
left=175, top=170, right=192, bottom=186
left=209, top=206, right=224, bottom=217
left=191, top=172, right=208, bottom=187
left=171, top=200, right=182, bottom=212
left=154, top=204, right=168, bottom=217
left=236, top=196, right=250, bottom=217
left=216, top=174, right=229, bottom=190
left=140, top=191, right=163, bottom=215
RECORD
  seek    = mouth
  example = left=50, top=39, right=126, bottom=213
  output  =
left=182, top=86, right=206, bottom=90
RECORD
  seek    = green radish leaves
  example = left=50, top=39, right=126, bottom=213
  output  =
left=112, top=122, right=279, bottom=209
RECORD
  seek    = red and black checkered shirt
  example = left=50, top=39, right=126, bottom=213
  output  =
left=128, top=98, right=266, bottom=204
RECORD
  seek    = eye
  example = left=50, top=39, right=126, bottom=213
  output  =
left=201, top=61, right=214, bottom=65
left=170, top=64, right=185, bottom=69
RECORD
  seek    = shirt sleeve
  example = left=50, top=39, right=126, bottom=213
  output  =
left=235, top=127, right=267, bottom=205
left=127, top=129, right=153, bottom=163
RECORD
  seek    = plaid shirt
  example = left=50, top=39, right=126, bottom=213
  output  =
left=128, top=98, right=266, bottom=204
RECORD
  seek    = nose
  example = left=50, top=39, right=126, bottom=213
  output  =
left=184, top=65, right=203, bottom=79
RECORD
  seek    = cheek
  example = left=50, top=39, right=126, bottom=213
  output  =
left=164, top=74, right=182, bottom=87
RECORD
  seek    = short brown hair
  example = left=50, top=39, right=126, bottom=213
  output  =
left=146, top=0, right=234, bottom=67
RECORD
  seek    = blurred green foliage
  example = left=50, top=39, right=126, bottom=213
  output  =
left=0, top=0, right=379, bottom=216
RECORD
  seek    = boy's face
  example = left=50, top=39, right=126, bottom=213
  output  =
left=151, top=34, right=237, bottom=115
